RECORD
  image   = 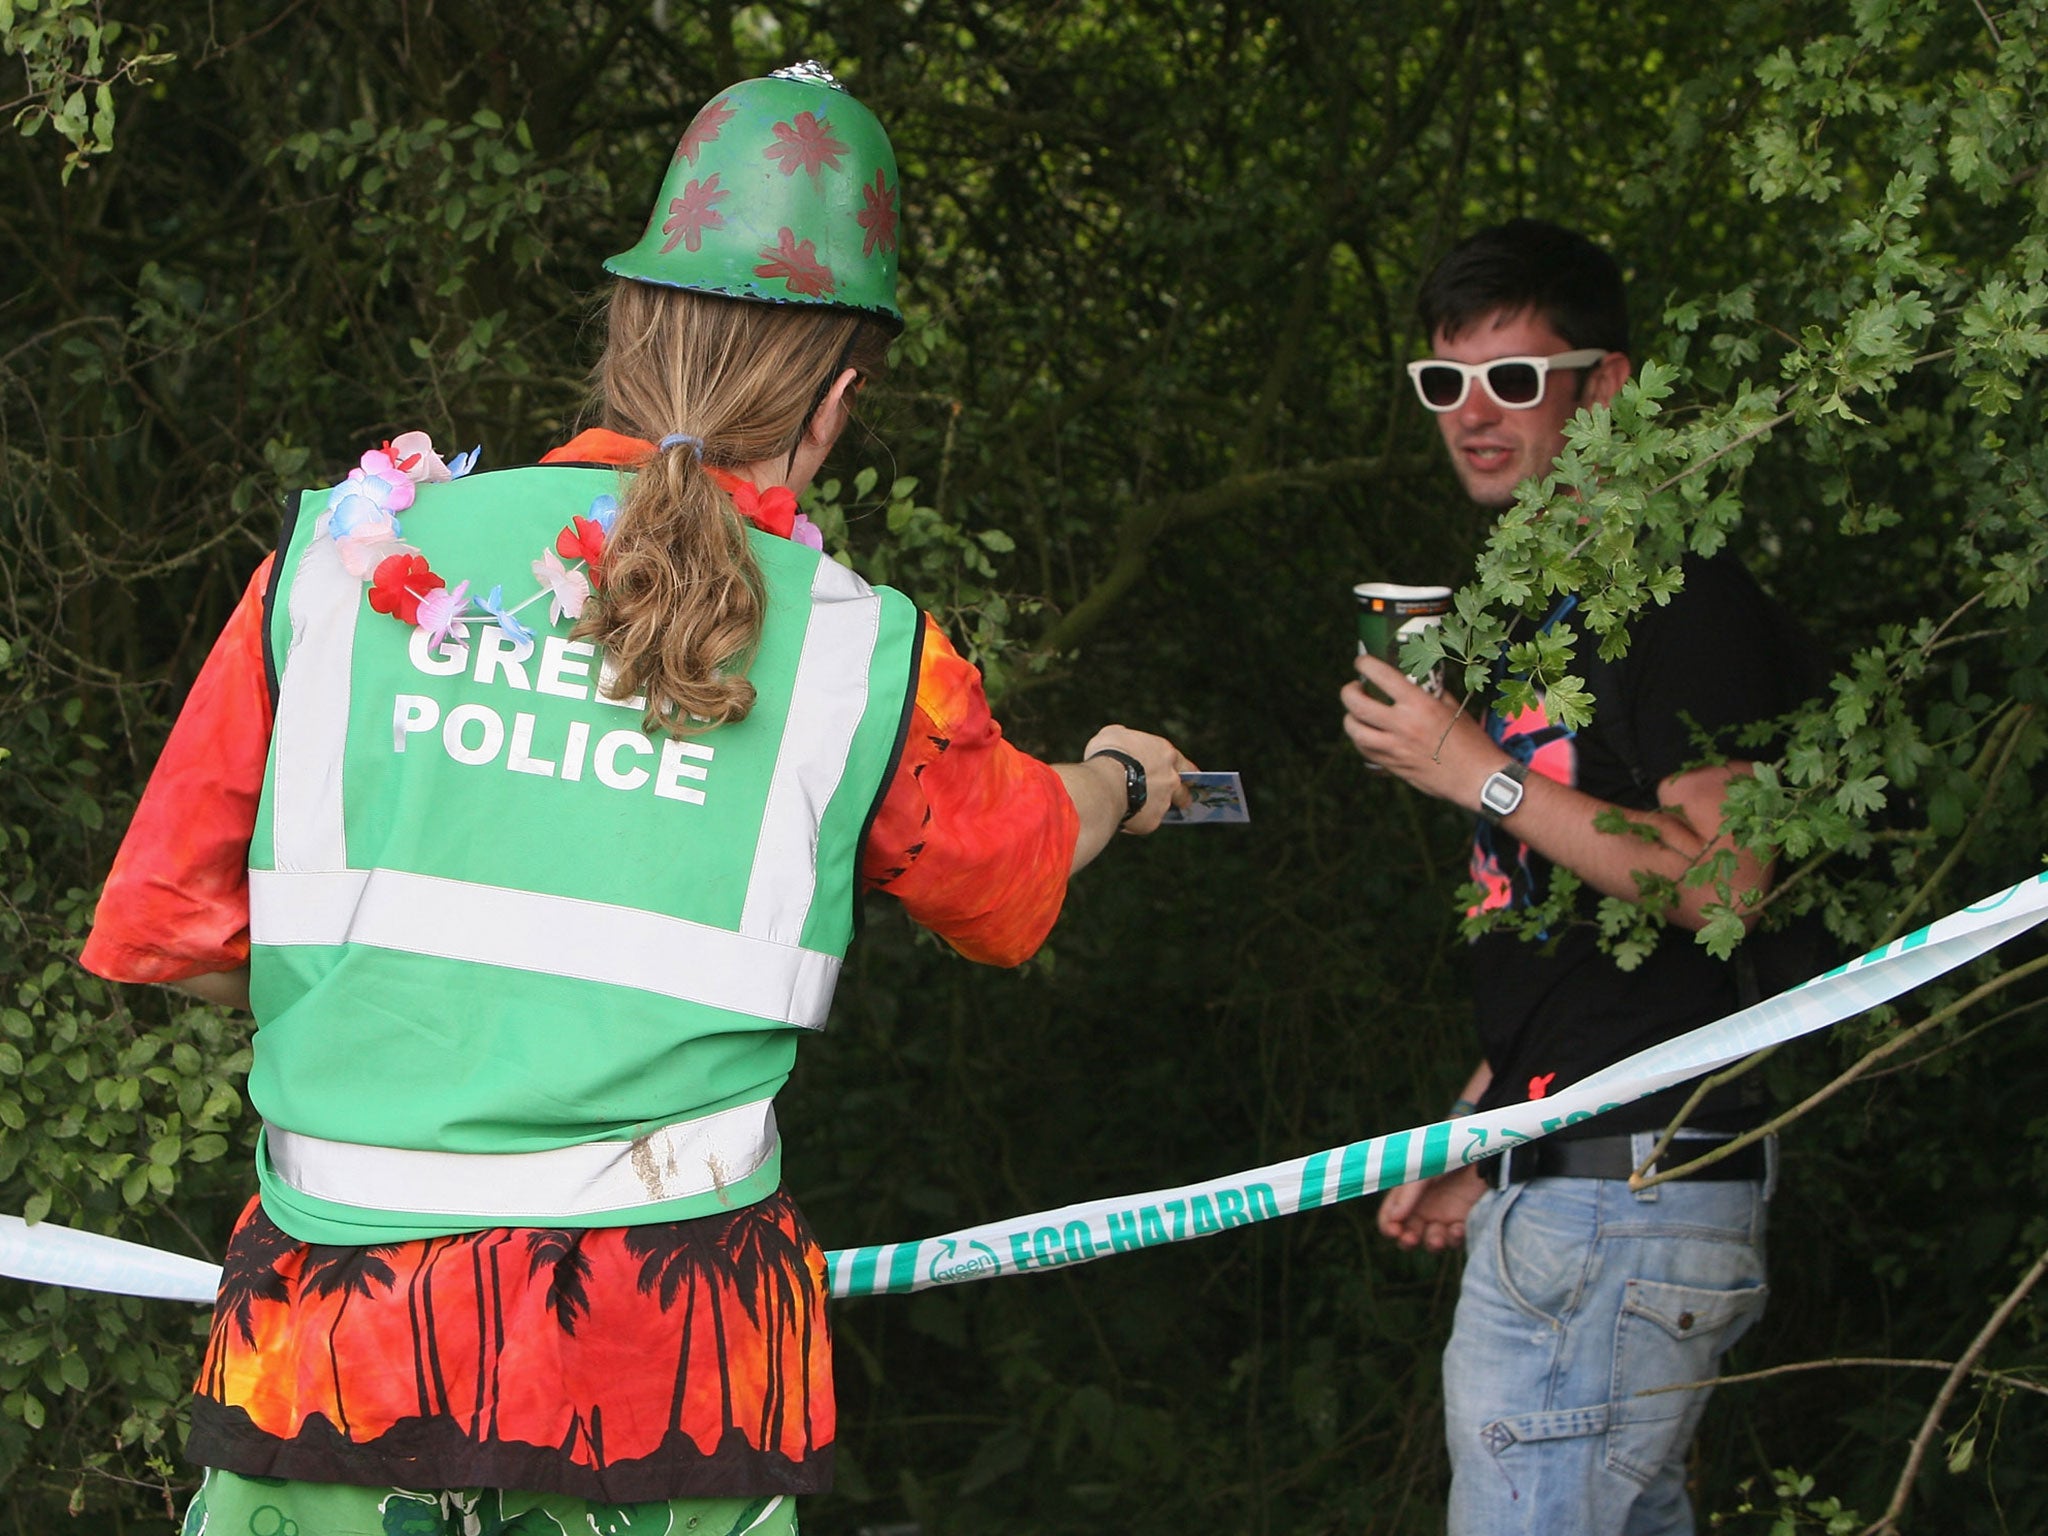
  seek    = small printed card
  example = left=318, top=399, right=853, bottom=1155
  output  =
left=1161, top=771, right=1250, bottom=825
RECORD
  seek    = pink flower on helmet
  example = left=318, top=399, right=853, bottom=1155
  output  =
left=763, top=111, right=848, bottom=179
left=675, top=96, right=736, bottom=165
left=857, top=168, right=898, bottom=258
left=754, top=228, right=836, bottom=299
left=660, top=175, right=728, bottom=255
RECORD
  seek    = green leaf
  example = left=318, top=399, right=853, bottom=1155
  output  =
left=1698, top=909, right=1747, bottom=960
left=1947, top=1432, right=1975, bottom=1474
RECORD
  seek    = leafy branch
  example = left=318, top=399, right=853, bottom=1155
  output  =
left=1630, top=952, right=2048, bottom=1190
left=2, top=1, right=172, bottom=180
left=1861, top=1241, right=2048, bottom=1535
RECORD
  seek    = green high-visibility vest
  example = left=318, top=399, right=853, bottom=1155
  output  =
left=248, top=464, right=920, bottom=1244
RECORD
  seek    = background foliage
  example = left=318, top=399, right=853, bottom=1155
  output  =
left=4, top=1, right=2046, bottom=1530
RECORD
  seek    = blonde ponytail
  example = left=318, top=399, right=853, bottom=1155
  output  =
left=575, top=282, right=889, bottom=736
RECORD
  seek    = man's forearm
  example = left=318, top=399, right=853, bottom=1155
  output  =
left=1341, top=661, right=1772, bottom=930
left=1494, top=764, right=1771, bottom=933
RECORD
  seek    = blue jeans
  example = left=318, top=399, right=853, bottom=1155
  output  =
left=1443, top=1145, right=1769, bottom=1536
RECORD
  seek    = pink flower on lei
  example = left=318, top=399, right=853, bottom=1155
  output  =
left=328, top=448, right=417, bottom=575
left=382, top=431, right=481, bottom=482
left=414, top=580, right=472, bottom=649
left=329, top=448, right=415, bottom=529
left=532, top=548, right=592, bottom=623
left=335, top=529, right=408, bottom=579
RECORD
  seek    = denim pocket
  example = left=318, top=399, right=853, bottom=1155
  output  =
left=1494, top=1181, right=1597, bottom=1326
left=1606, top=1275, right=1768, bottom=1486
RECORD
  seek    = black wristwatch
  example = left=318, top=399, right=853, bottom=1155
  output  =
left=1088, top=748, right=1147, bottom=825
left=1477, top=759, right=1529, bottom=825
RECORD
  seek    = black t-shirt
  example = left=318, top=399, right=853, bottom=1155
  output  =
left=1469, top=551, right=1815, bottom=1138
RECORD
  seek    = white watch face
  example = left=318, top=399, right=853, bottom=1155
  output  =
left=1481, top=771, right=1524, bottom=817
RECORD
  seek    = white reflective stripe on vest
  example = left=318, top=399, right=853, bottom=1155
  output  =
left=270, top=522, right=359, bottom=870
left=742, top=555, right=885, bottom=944
left=264, top=508, right=891, bottom=985
left=249, top=867, right=842, bottom=1026
left=264, top=1099, right=778, bottom=1219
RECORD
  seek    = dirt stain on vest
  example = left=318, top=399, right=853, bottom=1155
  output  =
left=628, top=1133, right=736, bottom=1202
left=630, top=1132, right=682, bottom=1200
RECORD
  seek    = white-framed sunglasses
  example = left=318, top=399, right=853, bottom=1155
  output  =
left=1405, top=349, right=1608, bottom=412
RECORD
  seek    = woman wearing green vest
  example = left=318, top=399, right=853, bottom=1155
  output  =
left=83, top=63, right=1191, bottom=1536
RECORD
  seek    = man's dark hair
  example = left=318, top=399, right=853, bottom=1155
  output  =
left=1418, top=218, right=1630, bottom=356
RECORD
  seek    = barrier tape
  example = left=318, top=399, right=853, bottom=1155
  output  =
left=0, top=1213, right=224, bottom=1303
left=7, top=872, right=2046, bottom=1309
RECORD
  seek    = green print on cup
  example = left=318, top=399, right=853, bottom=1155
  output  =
left=1353, top=582, right=1451, bottom=702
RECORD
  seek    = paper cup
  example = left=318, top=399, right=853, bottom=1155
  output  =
left=1355, top=582, right=1452, bottom=661
left=1354, top=582, right=1452, bottom=703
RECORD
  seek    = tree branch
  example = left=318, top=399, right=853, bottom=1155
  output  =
left=1863, top=1241, right=2048, bottom=1536
left=1631, top=953, right=2048, bottom=1189
left=1878, top=702, right=2031, bottom=945
left=1637, top=1355, right=2048, bottom=1402
left=1035, top=454, right=1427, bottom=654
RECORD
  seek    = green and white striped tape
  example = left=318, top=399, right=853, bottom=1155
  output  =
left=823, top=869, right=2048, bottom=1298
left=6, top=870, right=2046, bottom=1308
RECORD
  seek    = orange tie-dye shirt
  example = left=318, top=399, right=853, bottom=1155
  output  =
left=82, top=435, right=1077, bottom=983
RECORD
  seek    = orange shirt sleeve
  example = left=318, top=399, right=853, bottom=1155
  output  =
left=80, top=556, right=276, bottom=984
left=860, top=618, right=1079, bottom=968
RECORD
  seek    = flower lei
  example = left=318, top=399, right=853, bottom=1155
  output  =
left=323, top=432, right=823, bottom=652
left=705, top=465, right=825, bottom=552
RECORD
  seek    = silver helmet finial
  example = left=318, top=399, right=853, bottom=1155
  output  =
left=771, top=60, right=844, bottom=90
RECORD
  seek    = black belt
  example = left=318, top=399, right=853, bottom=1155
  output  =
left=1496, top=1133, right=1768, bottom=1188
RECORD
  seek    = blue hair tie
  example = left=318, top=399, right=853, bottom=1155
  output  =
left=657, top=432, right=705, bottom=460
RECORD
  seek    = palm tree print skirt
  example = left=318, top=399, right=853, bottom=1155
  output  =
left=188, top=1188, right=836, bottom=1502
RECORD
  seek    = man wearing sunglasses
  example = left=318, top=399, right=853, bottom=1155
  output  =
left=1341, top=220, right=1812, bottom=1536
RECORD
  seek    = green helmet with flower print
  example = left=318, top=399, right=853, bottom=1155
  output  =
left=604, top=61, right=903, bottom=330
